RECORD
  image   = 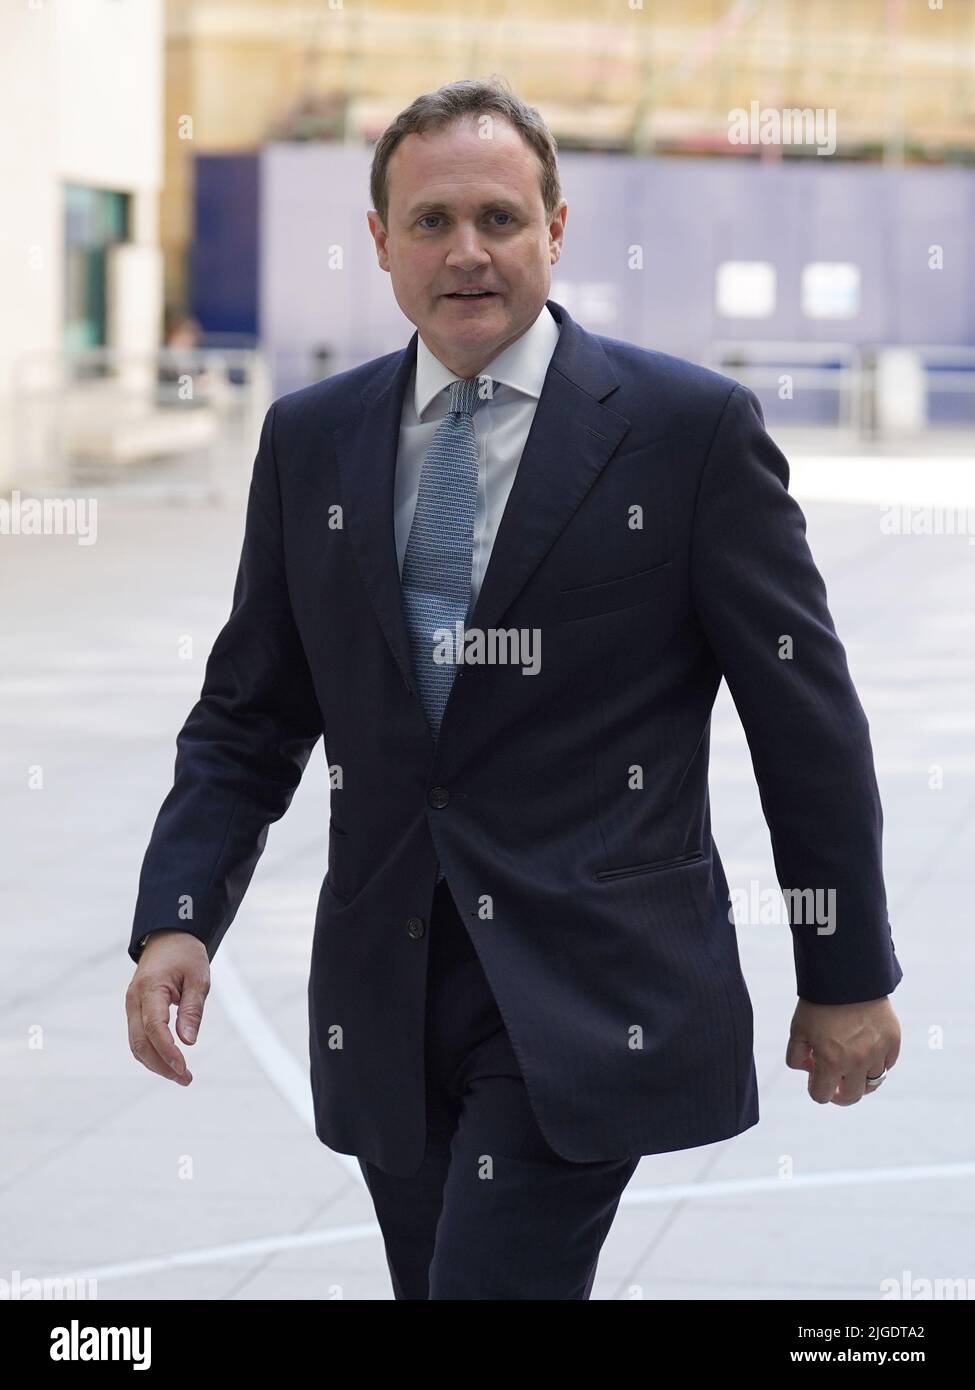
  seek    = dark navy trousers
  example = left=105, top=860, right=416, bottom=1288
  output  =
left=357, top=878, right=641, bottom=1300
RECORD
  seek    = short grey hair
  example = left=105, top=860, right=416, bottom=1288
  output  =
left=369, top=76, right=562, bottom=227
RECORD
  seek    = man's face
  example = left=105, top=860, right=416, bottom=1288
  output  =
left=367, top=115, right=567, bottom=378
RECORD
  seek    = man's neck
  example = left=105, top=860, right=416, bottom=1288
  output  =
left=419, top=313, right=539, bottom=380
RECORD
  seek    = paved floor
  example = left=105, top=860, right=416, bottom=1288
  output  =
left=1, top=449, right=973, bottom=1300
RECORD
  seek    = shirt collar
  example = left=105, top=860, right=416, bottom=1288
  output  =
left=414, top=302, right=561, bottom=420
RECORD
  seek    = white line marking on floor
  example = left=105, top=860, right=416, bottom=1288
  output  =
left=214, top=946, right=365, bottom=1185
left=619, top=1160, right=975, bottom=1205
left=55, top=1223, right=382, bottom=1285
left=51, top=1160, right=975, bottom=1287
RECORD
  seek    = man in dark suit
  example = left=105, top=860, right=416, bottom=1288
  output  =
left=125, top=78, right=902, bottom=1300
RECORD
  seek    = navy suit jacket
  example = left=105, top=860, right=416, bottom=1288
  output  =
left=130, top=298, right=903, bottom=1175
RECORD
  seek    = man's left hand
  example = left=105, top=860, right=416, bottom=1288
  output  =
left=786, top=996, right=901, bottom=1105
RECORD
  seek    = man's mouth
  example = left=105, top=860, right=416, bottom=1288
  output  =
left=443, top=290, right=498, bottom=300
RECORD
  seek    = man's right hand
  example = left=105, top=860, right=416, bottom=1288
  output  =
left=125, top=931, right=211, bottom=1086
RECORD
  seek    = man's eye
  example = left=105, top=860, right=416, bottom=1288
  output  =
left=416, top=212, right=513, bottom=229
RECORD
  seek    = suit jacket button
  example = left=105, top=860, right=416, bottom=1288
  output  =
left=428, top=786, right=450, bottom=808
left=406, top=917, right=425, bottom=939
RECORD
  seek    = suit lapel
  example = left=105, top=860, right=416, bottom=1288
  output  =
left=466, top=303, right=630, bottom=639
left=332, top=299, right=632, bottom=705
left=332, top=337, right=418, bottom=694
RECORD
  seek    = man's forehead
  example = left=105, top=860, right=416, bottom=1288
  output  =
left=391, top=162, right=539, bottom=214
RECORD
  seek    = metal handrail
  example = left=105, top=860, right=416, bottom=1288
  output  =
left=705, top=339, right=975, bottom=437
left=10, top=345, right=271, bottom=496
left=706, top=340, right=864, bottom=432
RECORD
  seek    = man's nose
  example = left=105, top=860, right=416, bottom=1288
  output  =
left=445, top=225, right=491, bottom=268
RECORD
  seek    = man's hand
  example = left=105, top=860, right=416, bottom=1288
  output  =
left=786, top=996, right=901, bottom=1105
left=125, top=931, right=210, bottom=1086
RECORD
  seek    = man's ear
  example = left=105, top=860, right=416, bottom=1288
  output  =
left=367, top=210, right=390, bottom=271
left=548, top=200, right=568, bottom=262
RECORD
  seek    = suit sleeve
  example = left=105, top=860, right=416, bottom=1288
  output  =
left=128, top=402, right=324, bottom=964
left=689, top=383, right=902, bottom=1005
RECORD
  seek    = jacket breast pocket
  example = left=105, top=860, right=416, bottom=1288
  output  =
left=550, top=559, right=672, bottom=624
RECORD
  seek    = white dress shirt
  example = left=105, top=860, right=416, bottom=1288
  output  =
left=393, top=302, right=562, bottom=612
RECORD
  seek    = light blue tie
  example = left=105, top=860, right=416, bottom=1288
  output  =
left=402, top=374, right=487, bottom=739
left=402, top=374, right=487, bottom=883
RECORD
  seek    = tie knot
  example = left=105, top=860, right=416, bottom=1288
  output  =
left=448, top=375, right=490, bottom=417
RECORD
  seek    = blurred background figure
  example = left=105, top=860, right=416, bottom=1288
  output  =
left=156, top=311, right=214, bottom=408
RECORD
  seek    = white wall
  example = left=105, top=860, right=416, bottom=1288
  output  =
left=0, top=0, right=164, bottom=491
